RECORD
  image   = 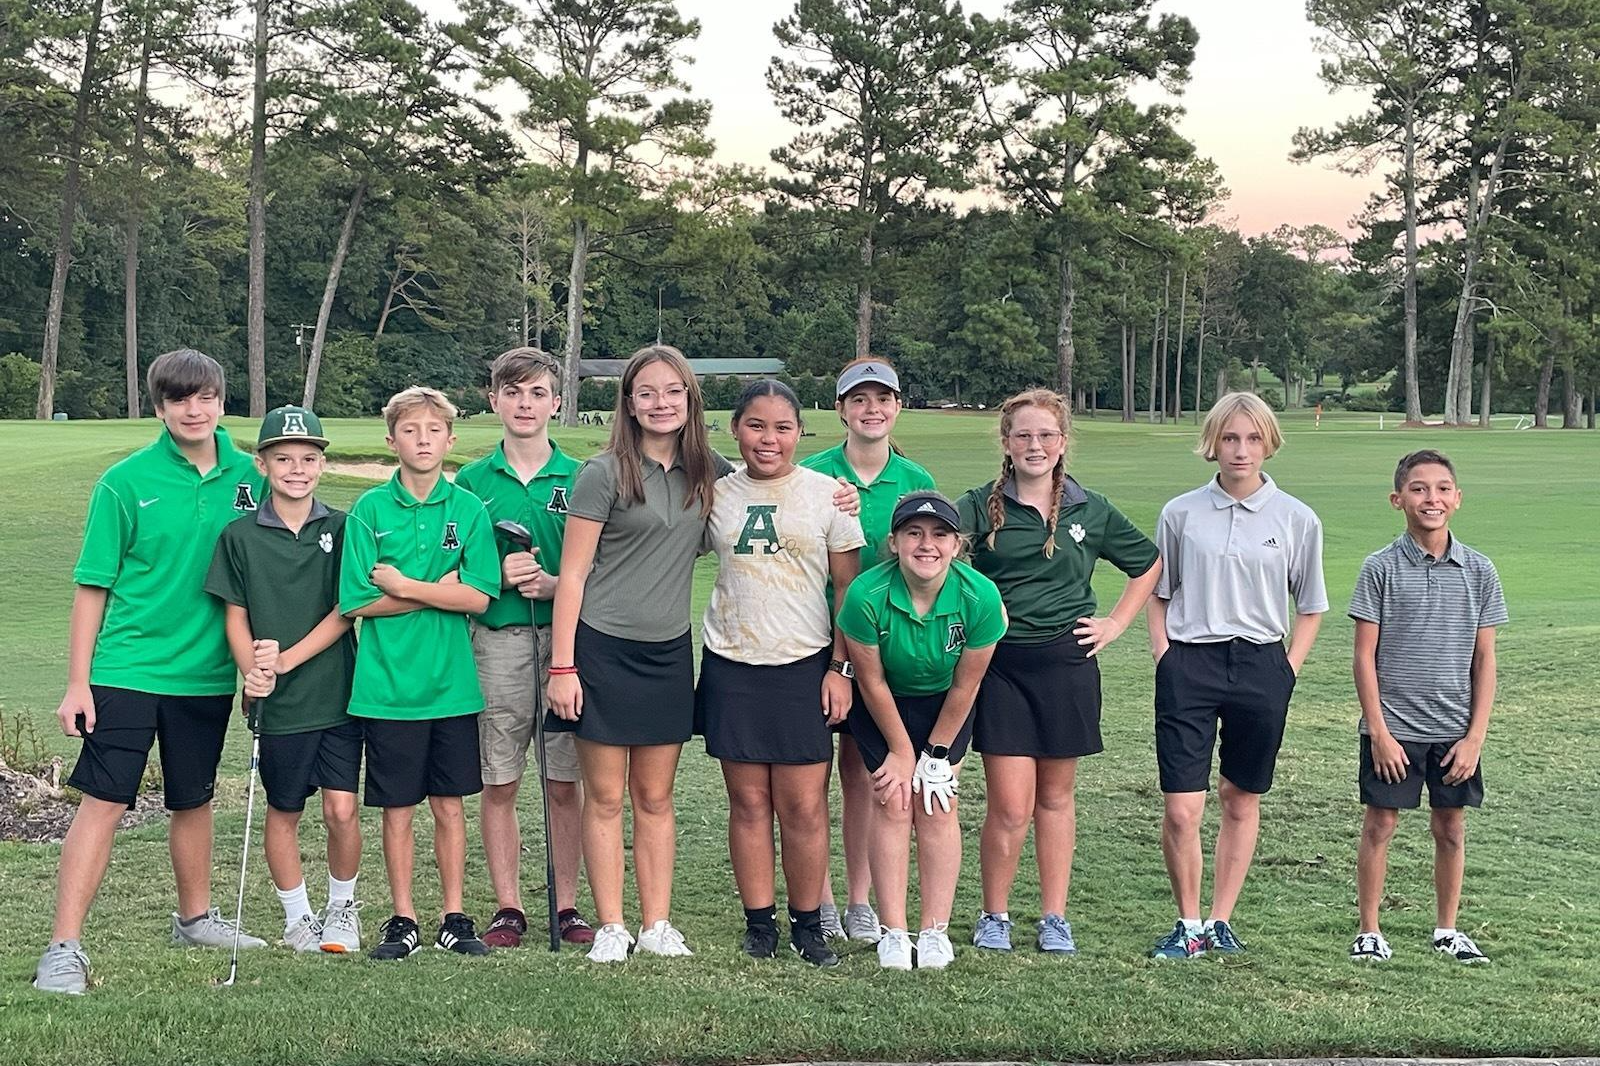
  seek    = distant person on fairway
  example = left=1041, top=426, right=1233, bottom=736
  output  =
left=696, top=380, right=864, bottom=967
left=1146, top=391, right=1327, bottom=959
left=800, top=355, right=937, bottom=942
left=454, top=348, right=594, bottom=949
left=957, top=389, right=1162, bottom=956
left=1348, top=449, right=1506, bottom=965
left=838, top=491, right=1007, bottom=971
left=205, top=405, right=362, bottom=954
left=339, top=386, right=500, bottom=960
left=35, top=349, right=269, bottom=995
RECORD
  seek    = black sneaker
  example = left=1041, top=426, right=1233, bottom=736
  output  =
left=790, top=919, right=840, bottom=968
left=369, top=915, right=421, bottom=960
left=436, top=912, right=491, bottom=956
left=742, top=922, right=779, bottom=959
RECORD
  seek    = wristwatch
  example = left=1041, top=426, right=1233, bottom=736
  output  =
left=922, top=743, right=950, bottom=760
left=828, top=658, right=854, bottom=679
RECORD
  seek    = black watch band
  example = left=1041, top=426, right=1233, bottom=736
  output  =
left=923, top=743, right=950, bottom=760
left=828, top=658, right=854, bottom=679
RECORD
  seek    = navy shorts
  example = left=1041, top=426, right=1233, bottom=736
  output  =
left=66, top=687, right=233, bottom=810
left=1154, top=640, right=1296, bottom=795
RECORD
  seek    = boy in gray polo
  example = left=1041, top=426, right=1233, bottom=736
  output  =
left=1348, top=449, right=1507, bottom=965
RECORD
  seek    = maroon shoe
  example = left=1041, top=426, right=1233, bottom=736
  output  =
left=482, top=908, right=527, bottom=948
left=558, top=908, right=595, bottom=945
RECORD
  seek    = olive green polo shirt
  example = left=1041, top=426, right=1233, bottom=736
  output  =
left=205, top=497, right=356, bottom=735
left=800, top=444, right=936, bottom=565
left=455, top=441, right=581, bottom=628
left=957, top=476, right=1159, bottom=644
left=836, top=558, right=1008, bottom=696
left=74, top=427, right=266, bottom=695
left=339, top=474, right=500, bottom=720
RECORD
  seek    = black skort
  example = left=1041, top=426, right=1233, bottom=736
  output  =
left=547, top=621, right=693, bottom=747
left=974, top=632, right=1103, bottom=759
left=849, top=690, right=974, bottom=773
left=696, top=647, right=833, bottom=764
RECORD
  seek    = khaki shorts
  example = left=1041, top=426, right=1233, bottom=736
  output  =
left=471, top=623, right=580, bottom=785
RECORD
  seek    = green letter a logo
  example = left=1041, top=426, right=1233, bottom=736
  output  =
left=734, top=504, right=781, bottom=555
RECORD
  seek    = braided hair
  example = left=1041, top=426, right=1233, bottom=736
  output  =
left=984, top=389, right=1072, bottom=559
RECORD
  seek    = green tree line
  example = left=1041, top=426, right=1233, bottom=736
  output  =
left=2, top=0, right=1596, bottom=426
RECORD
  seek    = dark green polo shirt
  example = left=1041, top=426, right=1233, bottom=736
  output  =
left=205, top=497, right=356, bottom=735
left=836, top=558, right=1007, bottom=696
left=455, top=441, right=581, bottom=628
left=800, top=444, right=936, bottom=565
left=957, top=476, right=1158, bottom=645
left=74, top=427, right=266, bottom=695
left=339, top=474, right=500, bottom=720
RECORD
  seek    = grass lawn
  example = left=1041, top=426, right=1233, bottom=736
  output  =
left=1, top=409, right=1597, bottom=1065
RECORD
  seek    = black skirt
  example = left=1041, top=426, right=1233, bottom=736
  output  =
left=848, top=690, right=974, bottom=773
left=973, top=632, right=1103, bottom=759
left=695, top=648, right=833, bottom=764
left=545, top=621, right=693, bottom=746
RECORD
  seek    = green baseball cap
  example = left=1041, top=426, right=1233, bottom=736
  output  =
left=257, top=405, right=330, bottom=449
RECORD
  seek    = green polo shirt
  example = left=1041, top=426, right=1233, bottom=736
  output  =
left=957, top=476, right=1158, bottom=644
left=455, top=441, right=581, bottom=628
left=205, top=497, right=356, bottom=735
left=800, top=444, right=936, bottom=565
left=339, top=474, right=500, bottom=720
left=74, top=427, right=266, bottom=695
left=836, top=558, right=1007, bottom=696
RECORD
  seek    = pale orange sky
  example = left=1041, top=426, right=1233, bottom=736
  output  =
left=681, top=0, right=1380, bottom=237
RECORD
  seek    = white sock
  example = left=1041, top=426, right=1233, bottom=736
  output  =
left=1182, top=918, right=1204, bottom=936
left=328, top=874, right=358, bottom=908
left=1434, top=926, right=1455, bottom=941
left=983, top=910, right=1010, bottom=923
left=1203, top=917, right=1218, bottom=933
left=276, top=881, right=313, bottom=926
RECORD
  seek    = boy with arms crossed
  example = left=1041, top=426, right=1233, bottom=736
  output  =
left=455, top=348, right=593, bottom=948
left=206, top=406, right=362, bottom=953
left=340, top=387, right=500, bottom=959
left=36, top=349, right=268, bottom=994
left=1349, top=450, right=1507, bottom=964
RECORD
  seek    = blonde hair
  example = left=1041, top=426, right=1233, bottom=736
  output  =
left=383, top=385, right=457, bottom=435
left=607, top=345, right=719, bottom=518
left=1196, top=392, right=1283, bottom=461
left=986, top=389, right=1071, bottom=559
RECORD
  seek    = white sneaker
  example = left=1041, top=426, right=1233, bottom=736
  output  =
left=586, top=922, right=634, bottom=963
left=320, top=900, right=362, bottom=954
left=636, top=919, right=693, bottom=957
left=916, top=923, right=955, bottom=970
left=281, top=913, right=324, bottom=954
left=876, top=927, right=913, bottom=970
left=1350, top=930, right=1392, bottom=962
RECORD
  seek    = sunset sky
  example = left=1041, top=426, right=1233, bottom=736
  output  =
left=675, top=0, right=1385, bottom=238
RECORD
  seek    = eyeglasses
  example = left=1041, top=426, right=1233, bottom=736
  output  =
left=1007, top=430, right=1063, bottom=446
left=631, top=384, right=688, bottom=405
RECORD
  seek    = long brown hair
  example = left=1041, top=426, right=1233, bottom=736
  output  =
left=607, top=344, right=719, bottom=517
left=835, top=354, right=907, bottom=456
left=985, top=388, right=1072, bottom=558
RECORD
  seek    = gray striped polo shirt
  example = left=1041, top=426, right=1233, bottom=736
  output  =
left=1154, top=474, right=1329, bottom=644
left=1348, top=533, right=1508, bottom=741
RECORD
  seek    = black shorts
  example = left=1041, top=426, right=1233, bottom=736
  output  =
left=1154, top=639, right=1296, bottom=795
left=848, top=691, right=974, bottom=774
left=695, top=648, right=833, bottom=764
left=66, top=687, right=233, bottom=810
left=974, top=633, right=1103, bottom=759
left=260, top=719, right=364, bottom=813
left=362, top=714, right=482, bottom=808
left=1359, top=735, right=1484, bottom=810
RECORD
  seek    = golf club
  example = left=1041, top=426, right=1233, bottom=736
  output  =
left=493, top=519, right=562, bottom=952
left=220, top=698, right=262, bottom=988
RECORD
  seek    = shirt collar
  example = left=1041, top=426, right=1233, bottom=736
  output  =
left=886, top=563, right=963, bottom=621
left=385, top=471, right=452, bottom=507
left=489, top=440, right=579, bottom=481
left=834, top=445, right=909, bottom=490
left=155, top=425, right=243, bottom=476
left=1398, top=532, right=1464, bottom=566
left=1207, top=472, right=1278, bottom=512
left=1001, top=474, right=1088, bottom=509
left=255, top=494, right=331, bottom=530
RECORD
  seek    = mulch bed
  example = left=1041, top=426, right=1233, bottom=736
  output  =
left=0, top=754, right=166, bottom=844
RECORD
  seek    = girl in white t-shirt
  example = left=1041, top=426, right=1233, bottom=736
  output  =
left=696, top=380, right=865, bottom=966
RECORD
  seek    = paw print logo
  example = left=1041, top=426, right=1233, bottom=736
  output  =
left=318, top=531, right=334, bottom=554
left=1068, top=523, right=1086, bottom=544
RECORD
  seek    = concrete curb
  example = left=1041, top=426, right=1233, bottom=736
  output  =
left=760, top=1060, right=1600, bottom=1066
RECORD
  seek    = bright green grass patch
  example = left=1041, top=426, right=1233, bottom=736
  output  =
left=0, top=413, right=1597, bottom=1065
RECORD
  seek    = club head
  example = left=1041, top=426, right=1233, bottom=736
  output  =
left=493, top=520, right=533, bottom=551
left=215, top=963, right=238, bottom=988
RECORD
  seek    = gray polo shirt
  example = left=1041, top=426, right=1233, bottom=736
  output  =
left=1349, top=533, right=1508, bottom=741
left=1154, top=473, right=1328, bottom=644
left=568, top=448, right=732, bottom=642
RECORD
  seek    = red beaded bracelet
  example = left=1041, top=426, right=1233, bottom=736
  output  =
left=548, top=665, right=579, bottom=676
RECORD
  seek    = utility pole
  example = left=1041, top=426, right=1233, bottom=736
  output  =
left=291, top=322, right=313, bottom=377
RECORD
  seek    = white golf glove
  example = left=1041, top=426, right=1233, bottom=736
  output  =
left=912, top=751, right=957, bottom=815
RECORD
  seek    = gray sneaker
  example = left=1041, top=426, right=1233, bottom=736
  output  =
left=171, top=907, right=267, bottom=950
left=1037, top=913, right=1077, bottom=955
left=973, top=912, right=1013, bottom=951
left=281, top=913, right=324, bottom=953
left=320, top=899, right=363, bottom=954
left=818, top=903, right=846, bottom=940
left=33, top=941, right=90, bottom=995
left=843, top=902, right=881, bottom=943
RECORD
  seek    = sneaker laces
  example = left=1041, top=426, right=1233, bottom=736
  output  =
left=1155, top=921, right=1190, bottom=950
left=653, top=922, right=688, bottom=952
left=379, top=915, right=414, bottom=941
left=1354, top=932, right=1382, bottom=953
left=1445, top=930, right=1482, bottom=955
left=593, top=923, right=632, bottom=954
left=40, top=945, right=88, bottom=980
left=325, top=900, right=363, bottom=935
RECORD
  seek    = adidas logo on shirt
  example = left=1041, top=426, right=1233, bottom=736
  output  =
left=1262, top=536, right=1280, bottom=548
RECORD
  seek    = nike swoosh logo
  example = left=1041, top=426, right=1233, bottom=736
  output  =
left=374, top=530, right=393, bottom=539
left=139, top=498, right=159, bottom=508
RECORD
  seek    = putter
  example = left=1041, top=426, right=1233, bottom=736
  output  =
left=494, top=519, right=562, bottom=952
left=220, top=699, right=262, bottom=987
